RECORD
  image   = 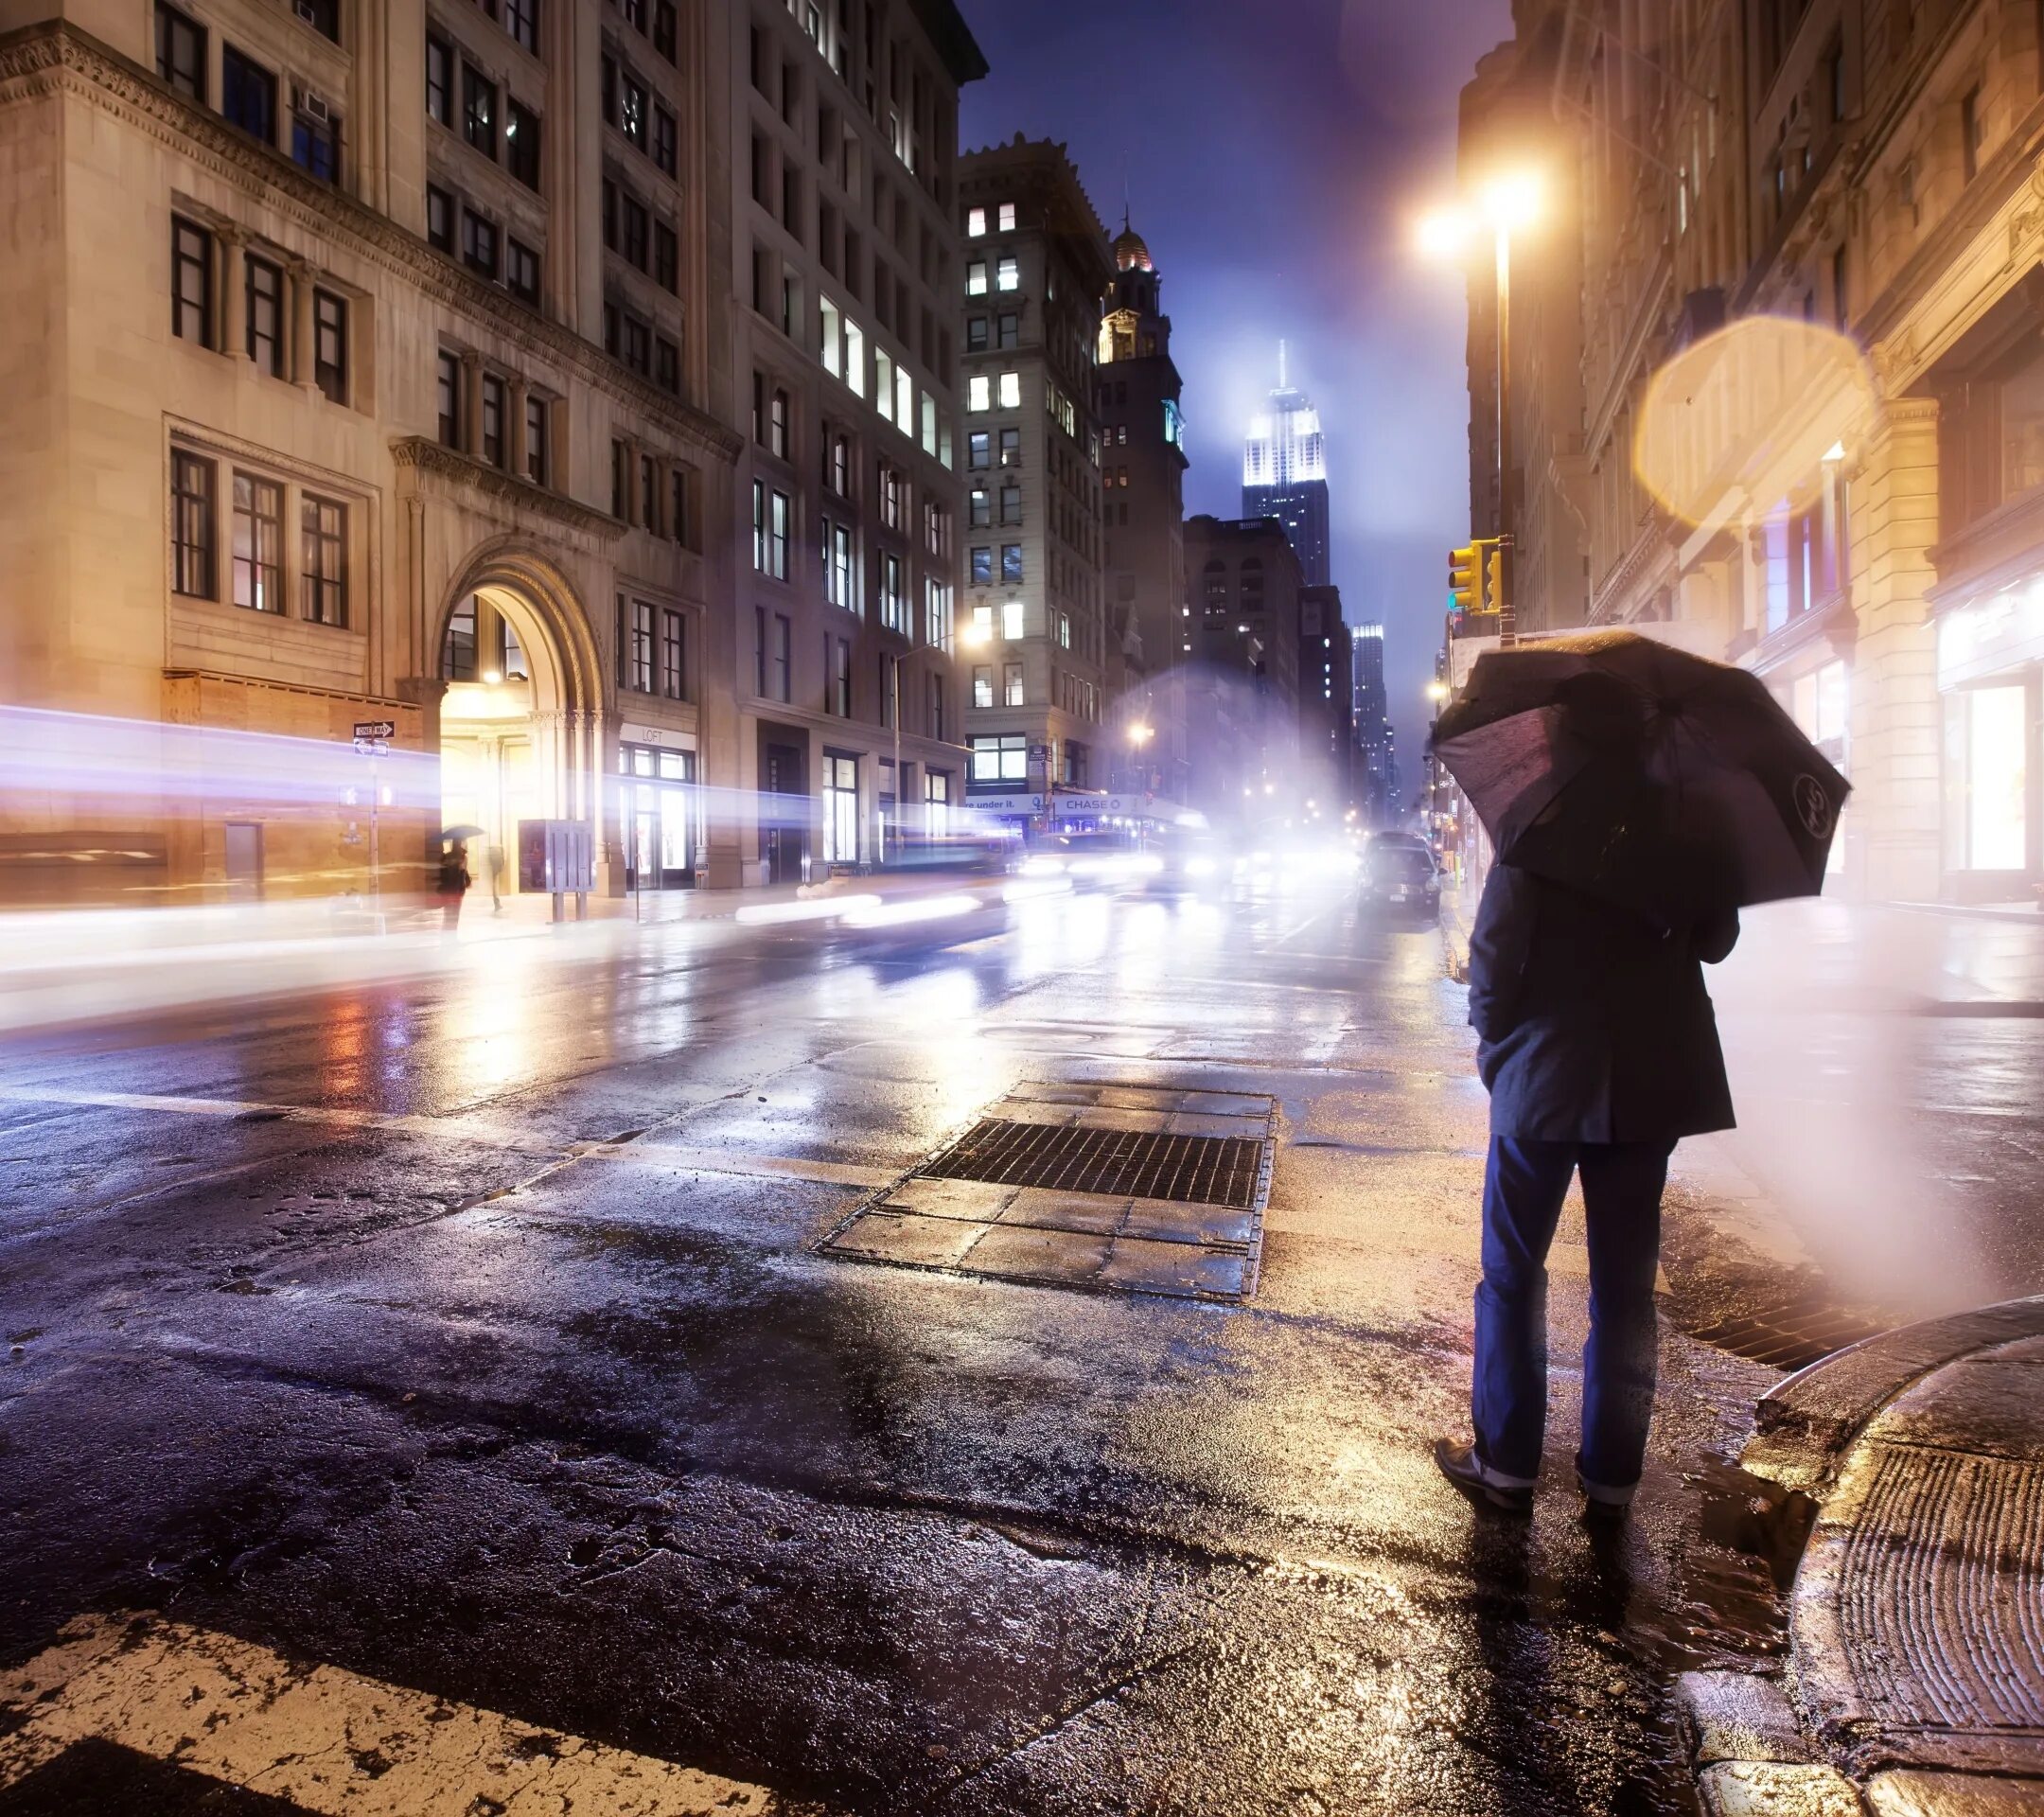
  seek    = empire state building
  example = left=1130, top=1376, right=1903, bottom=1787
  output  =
left=1241, top=344, right=1331, bottom=586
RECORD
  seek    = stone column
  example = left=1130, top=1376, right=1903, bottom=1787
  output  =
left=462, top=350, right=485, bottom=456
left=290, top=260, right=318, bottom=393
left=220, top=228, right=248, bottom=360
left=508, top=376, right=530, bottom=479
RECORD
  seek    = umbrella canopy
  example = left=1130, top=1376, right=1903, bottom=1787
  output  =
left=440, top=823, right=486, bottom=843
left=1432, top=630, right=1850, bottom=918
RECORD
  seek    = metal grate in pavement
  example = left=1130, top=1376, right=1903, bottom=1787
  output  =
left=919, top=1119, right=1262, bottom=1208
left=1682, top=1303, right=1890, bottom=1373
left=816, top=1084, right=1278, bottom=1303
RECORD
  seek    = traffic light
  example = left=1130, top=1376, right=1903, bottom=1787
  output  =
left=1486, top=543, right=1505, bottom=614
left=1449, top=544, right=1480, bottom=616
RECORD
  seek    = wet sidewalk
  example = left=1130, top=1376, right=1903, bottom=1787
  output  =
left=1679, top=1295, right=2044, bottom=1815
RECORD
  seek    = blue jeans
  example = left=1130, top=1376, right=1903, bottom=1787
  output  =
left=1471, top=1137, right=1672, bottom=1490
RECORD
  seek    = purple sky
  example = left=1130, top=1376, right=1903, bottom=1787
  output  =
left=956, top=0, right=1512, bottom=773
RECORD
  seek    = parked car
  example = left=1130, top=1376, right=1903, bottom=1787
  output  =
left=1361, top=838, right=1441, bottom=918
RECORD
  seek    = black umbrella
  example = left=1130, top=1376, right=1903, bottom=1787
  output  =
left=1432, top=630, right=1850, bottom=919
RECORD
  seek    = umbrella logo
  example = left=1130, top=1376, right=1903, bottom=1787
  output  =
left=1793, top=774, right=1834, bottom=839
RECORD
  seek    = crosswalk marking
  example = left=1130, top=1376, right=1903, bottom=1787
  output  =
left=0, top=1614, right=781, bottom=1815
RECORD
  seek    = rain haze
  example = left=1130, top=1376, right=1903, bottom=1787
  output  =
left=959, top=0, right=1513, bottom=780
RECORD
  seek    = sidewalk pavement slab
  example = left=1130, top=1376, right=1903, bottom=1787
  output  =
left=1679, top=1671, right=1820, bottom=1768
left=1864, top=1770, right=2044, bottom=1815
left=1699, top=1761, right=1868, bottom=1817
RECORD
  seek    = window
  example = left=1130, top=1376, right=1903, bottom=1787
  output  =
left=507, top=99, right=540, bottom=189
left=626, top=598, right=655, bottom=692
left=969, top=488, right=990, bottom=528
left=845, top=318, right=865, bottom=396
left=1003, top=662, right=1024, bottom=707
left=526, top=395, right=548, bottom=485
left=832, top=638, right=852, bottom=715
left=1947, top=683, right=2026, bottom=870
left=640, top=452, right=659, bottom=529
left=999, top=428, right=1020, bottom=467
left=972, top=665, right=993, bottom=708
left=751, top=479, right=766, bottom=571
left=658, top=608, right=685, bottom=698
left=968, top=374, right=991, bottom=412
left=998, top=203, right=1016, bottom=231
left=619, top=69, right=646, bottom=146
left=653, top=105, right=677, bottom=177
left=926, top=577, right=952, bottom=651
left=880, top=553, right=907, bottom=633
left=301, top=495, right=345, bottom=626
left=770, top=387, right=789, bottom=458
left=231, top=472, right=284, bottom=613
left=768, top=488, right=790, bottom=578
left=654, top=0, right=678, bottom=62
left=295, top=0, right=339, bottom=39
left=1962, top=86, right=1982, bottom=184
left=437, top=350, right=462, bottom=448
left=656, top=336, right=679, bottom=395
left=752, top=604, right=766, bottom=694
left=971, top=733, right=1028, bottom=783
left=622, top=192, right=649, bottom=269
left=998, top=371, right=1021, bottom=409
left=772, top=613, right=792, bottom=700
left=876, top=347, right=894, bottom=421
left=1000, top=484, right=1021, bottom=525
left=1002, top=598, right=1024, bottom=640
left=1001, top=543, right=1023, bottom=584
left=504, top=0, right=538, bottom=54
left=970, top=546, right=992, bottom=585
left=156, top=5, right=205, bottom=102
left=965, top=259, right=988, bottom=296
left=507, top=238, right=539, bottom=304
left=822, top=754, right=858, bottom=862
left=968, top=431, right=990, bottom=469
left=614, top=439, right=629, bottom=518
left=966, top=316, right=989, bottom=353
left=832, top=433, right=852, bottom=496
left=997, top=311, right=1018, bottom=350
left=1056, top=609, right=1070, bottom=649
left=481, top=373, right=506, bottom=466
left=427, top=185, right=455, bottom=251
left=426, top=33, right=453, bottom=123
left=245, top=256, right=283, bottom=375
left=171, top=217, right=212, bottom=344
left=668, top=465, right=688, bottom=540
left=463, top=208, right=498, bottom=277
left=879, top=465, right=904, bottom=528
left=292, top=109, right=339, bottom=182
left=996, top=255, right=1019, bottom=292
left=827, top=520, right=854, bottom=608
left=170, top=451, right=215, bottom=597
left=655, top=221, right=678, bottom=291
left=313, top=291, right=347, bottom=403
left=967, top=206, right=986, bottom=237
left=221, top=45, right=275, bottom=143
left=464, top=65, right=497, bottom=158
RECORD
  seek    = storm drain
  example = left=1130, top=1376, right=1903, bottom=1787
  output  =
left=818, top=1083, right=1277, bottom=1303
left=1681, top=1301, right=1891, bottom=1373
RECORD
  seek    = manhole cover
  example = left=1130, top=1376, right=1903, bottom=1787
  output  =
left=818, top=1083, right=1277, bottom=1302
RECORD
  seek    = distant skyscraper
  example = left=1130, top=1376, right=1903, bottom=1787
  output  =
left=1351, top=622, right=1396, bottom=825
left=1242, top=344, right=1331, bottom=587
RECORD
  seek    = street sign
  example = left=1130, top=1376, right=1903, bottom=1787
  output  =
left=352, top=738, right=388, bottom=755
left=352, top=720, right=396, bottom=741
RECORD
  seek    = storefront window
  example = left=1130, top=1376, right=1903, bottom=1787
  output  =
left=618, top=743, right=699, bottom=889
left=2004, top=345, right=2044, bottom=501
left=1790, top=660, right=1849, bottom=766
left=1945, top=685, right=2028, bottom=872
left=822, top=753, right=859, bottom=864
left=925, top=770, right=950, bottom=837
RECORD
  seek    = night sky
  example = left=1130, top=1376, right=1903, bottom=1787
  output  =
left=956, top=0, right=1512, bottom=779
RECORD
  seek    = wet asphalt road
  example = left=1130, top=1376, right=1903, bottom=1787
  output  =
left=0, top=874, right=1915, bottom=1814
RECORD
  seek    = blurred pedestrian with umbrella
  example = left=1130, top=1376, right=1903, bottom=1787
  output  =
left=435, top=827, right=481, bottom=940
left=1426, top=630, right=1849, bottom=1518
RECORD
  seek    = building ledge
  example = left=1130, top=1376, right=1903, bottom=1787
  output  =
left=1744, top=590, right=1855, bottom=678
left=1927, top=488, right=2044, bottom=611
left=389, top=438, right=625, bottom=540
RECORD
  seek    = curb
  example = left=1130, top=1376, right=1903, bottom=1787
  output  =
left=1681, top=1296, right=2044, bottom=1815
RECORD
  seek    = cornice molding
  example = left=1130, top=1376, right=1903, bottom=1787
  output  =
left=390, top=436, right=626, bottom=541
left=0, top=21, right=742, bottom=468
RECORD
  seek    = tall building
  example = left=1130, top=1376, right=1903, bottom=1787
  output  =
left=1350, top=621, right=1395, bottom=824
left=1185, top=514, right=1303, bottom=818
left=1297, top=585, right=1355, bottom=816
left=730, top=0, right=986, bottom=884
left=0, top=0, right=983, bottom=907
left=1097, top=215, right=1189, bottom=804
left=1241, top=345, right=1330, bottom=587
left=955, top=135, right=1112, bottom=806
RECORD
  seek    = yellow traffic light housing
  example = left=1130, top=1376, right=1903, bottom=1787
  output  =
left=1449, top=544, right=1480, bottom=616
left=1485, top=544, right=1505, bottom=613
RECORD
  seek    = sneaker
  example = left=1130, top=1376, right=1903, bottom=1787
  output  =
left=1576, top=1470, right=1636, bottom=1521
left=1434, top=1438, right=1534, bottom=1515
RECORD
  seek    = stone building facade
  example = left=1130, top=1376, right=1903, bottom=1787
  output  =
left=954, top=135, right=1113, bottom=810
left=0, top=0, right=982, bottom=907
left=1185, top=514, right=1303, bottom=821
left=1459, top=0, right=2044, bottom=903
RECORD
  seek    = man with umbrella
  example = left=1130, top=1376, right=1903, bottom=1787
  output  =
left=1427, top=631, right=1848, bottom=1518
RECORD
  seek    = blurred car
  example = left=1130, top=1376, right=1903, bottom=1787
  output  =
left=1361, top=839, right=1441, bottom=919
left=1023, top=831, right=1162, bottom=891
left=1146, top=829, right=1226, bottom=896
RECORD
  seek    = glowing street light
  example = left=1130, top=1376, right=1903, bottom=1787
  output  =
left=1416, top=166, right=1543, bottom=649
left=1426, top=679, right=1451, bottom=703
left=1127, top=722, right=1154, bottom=748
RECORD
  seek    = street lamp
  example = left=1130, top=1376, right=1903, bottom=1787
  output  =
left=1127, top=722, right=1154, bottom=748
left=1425, top=679, right=1450, bottom=704
left=1418, top=168, right=1542, bottom=648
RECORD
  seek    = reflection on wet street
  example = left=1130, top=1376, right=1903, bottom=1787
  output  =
left=0, top=872, right=1872, bottom=1813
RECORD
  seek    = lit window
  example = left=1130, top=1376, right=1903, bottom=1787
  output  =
left=998, top=371, right=1021, bottom=408
left=968, top=374, right=991, bottom=412
left=965, top=259, right=988, bottom=296
left=967, top=206, right=986, bottom=237
left=996, top=255, right=1018, bottom=292
left=998, top=203, right=1016, bottom=231
left=1001, top=598, right=1024, bottom=640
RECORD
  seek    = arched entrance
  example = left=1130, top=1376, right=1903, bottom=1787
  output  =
left=431, top=544, right=608, bottom=903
